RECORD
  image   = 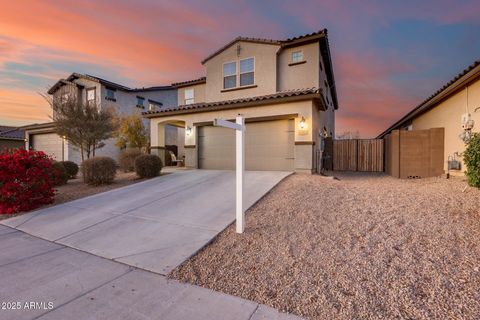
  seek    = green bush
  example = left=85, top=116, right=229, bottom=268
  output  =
left=52, top=161, right=68, bottom=186
left=119, top=149, right=142, bottom=172
left=82, top=157, right=117, bottom=185
left=464, top=132, right=480, bottom=188
left=134, top=154, right=162, bottom=178
left=60, top=161, right=79, bottom=179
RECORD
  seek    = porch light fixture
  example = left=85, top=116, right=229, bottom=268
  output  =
left=186, top=126, right=192, bottom=136
left=299, top=116, right=307, bottom=130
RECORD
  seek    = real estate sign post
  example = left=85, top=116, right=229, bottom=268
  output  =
left=213, top=115, right=245, bottom=233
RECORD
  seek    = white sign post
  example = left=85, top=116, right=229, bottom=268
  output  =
left=213, top=115, right=245, bottom=233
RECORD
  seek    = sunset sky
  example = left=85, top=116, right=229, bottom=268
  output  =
left=1, top=0, right=479, bottom=137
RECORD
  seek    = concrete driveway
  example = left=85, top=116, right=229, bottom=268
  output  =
left=0, top=225, right=303, bottom=320
left=1, top=170, right=290, bottom=274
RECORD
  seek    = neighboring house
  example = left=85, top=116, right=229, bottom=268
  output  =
left=0, top=126, right=25, bottom=149
left=23, top=73, right=177, bottom=163
left=378, top=60, right=480, bottom=176
left=145, top=29, right=338, bottom=173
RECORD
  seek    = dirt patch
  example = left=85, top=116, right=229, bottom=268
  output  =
left=0, top=171, right=156, bottom=221
left=171, top=172, right=480, bottom=319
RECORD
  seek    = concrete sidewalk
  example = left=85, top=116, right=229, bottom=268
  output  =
left=0, top=226, right=302, bottom=320
left=1, top=170, right=290, bottom=274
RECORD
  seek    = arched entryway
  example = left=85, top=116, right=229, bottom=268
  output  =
left=151, top=120, right=186, bottom=167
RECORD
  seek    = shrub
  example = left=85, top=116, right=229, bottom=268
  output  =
left=119, top=149, right=142, bottom=172
left=134, top=154, right=162, bottom=178
left=0, top=149, right=56, bottom=214
left=61, top=161, right=79, bottom=179
left=464, top=132, right=480, bottom=188
left=52, top=161, right=68, bottom=186
left=82, top=157, right=117, bottom=185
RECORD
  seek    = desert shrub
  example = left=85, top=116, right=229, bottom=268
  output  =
left=464, top=132, right=480, bottom=188
left=52, top=161, right=68, bottom=186
left=134, top=154, right=162, bottom=178
left=82, top=157, right=117, bottom=185
left=61, top=161, right=79, bottom=179
left=119, top=149, right=142, bottom=172
left=0, top=149, right=56, bottom=214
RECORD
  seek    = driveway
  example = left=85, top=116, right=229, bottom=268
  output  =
left=1, top=170, right=290, bottom=275
left=0, top=225, right=302, bottom=320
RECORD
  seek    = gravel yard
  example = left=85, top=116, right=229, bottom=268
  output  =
left=171, top=172, right=480, bottom=319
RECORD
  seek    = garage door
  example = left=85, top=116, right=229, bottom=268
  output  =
left=198, top=119, right=294, bottom=171
left=32, top=133, right=63, bottom=160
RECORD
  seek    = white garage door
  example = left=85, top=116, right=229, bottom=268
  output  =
left=32, top=133, right=63, bottom=160
left=198, top=119, right=294, bottom=171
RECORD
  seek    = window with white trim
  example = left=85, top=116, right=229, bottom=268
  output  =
left=86, top=88, right=96, bottom=103
left=184, top=88, right=194, bottom=105
left=240, top=57, right=254, bottom=86
left=292, top=51, right=303, bottom=63
left=223, top=62, right=237, bottom=89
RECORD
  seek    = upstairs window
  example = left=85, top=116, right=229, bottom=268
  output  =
left=292, top=51, right=303, bottom=63
left=223, top=61, right=237, bottom=89
left=86, top=88, right=96, bottom=103
left=136, top=96, right=145, bottom=108
left=148, top=99, right=162, bottom=111
left=184, top=88, right=194, bottom=105
left=105, top=88, right=116, bottom=101
left=240, top=57, right=254, bottom=86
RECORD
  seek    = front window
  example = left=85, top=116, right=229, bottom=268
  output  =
left=240, top=57, right=254, bottom=86
left=136, top=96, right=145, bottom=108
left=292, top=51, right=303, bottom=63
left=223, top=61, right=237, bottom=89
left=184, top=88, right=194, bottom=105
left=87, top=88, right=95, bottom=103
left=106, top=88, right=116, bottom=101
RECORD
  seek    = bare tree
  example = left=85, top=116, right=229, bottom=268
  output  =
left=42, top=92, right=118, bottom=161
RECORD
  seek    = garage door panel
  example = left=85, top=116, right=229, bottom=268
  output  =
left=199, top=119, right=294, bottom=171
left=32, top=133, right=63, bottom=161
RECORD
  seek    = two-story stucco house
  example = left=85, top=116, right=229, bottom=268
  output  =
left=23, top=73, right=177, bottom=163
left=144, top=29, right=338, bottom=173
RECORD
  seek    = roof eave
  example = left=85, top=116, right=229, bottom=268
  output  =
left=377, top=62, right=480, bottom=138
left=143, top=92, right=321, bottom=119
left=201, top=38, right=281, bottom=65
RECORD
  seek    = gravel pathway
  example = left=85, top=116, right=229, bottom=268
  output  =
left=171, top=172, right=480, bottom=319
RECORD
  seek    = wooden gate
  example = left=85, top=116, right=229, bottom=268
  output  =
left=333, top=139, right=384, bottom=172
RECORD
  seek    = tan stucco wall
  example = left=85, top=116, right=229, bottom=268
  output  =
left=278, top=42, right=319, bottom=91
left=177, top=83, right=206, bottom=105
left=204, top=41, right=281, bottom=102
left=411, top=78, right=480, bottom=175
left=149, top=100, right=319, bottom=172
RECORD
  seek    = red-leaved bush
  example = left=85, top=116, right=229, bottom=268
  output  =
left=0, top=149, right=56, bottom=214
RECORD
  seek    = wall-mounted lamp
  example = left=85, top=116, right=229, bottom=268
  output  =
left=186, top=126, right=192, bottom=136
left=299, top=116, right=307, bottom=130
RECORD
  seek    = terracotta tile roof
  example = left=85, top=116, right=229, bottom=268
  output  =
left=377, top=59, right=480, bottom=138
left=0, top=126, right=25, bottom=140
left=282, top=29, right=327, bottom=43
left=171, top=77, right=207, bottom=88
left=143, top=87, right=322, bottom=118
